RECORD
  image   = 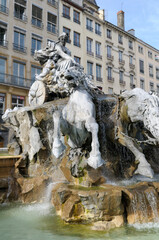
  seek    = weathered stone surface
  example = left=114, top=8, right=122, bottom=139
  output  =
left=17, top=175, right=49, bottom=203
left=91, top=215, right=124, bottom=231
left=51, top=183, right=124, bottom=223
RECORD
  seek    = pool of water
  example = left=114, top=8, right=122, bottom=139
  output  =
left=1, top=203, right=159, bottom=240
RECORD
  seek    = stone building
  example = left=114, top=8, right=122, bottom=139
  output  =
left=0, top=0, right=58, bottom=146
left=0, top=0, right=159, bottom=146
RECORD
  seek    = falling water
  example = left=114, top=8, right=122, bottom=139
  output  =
left=130, top=189, right=159, bottom=225
left=146, top=191, right=159, bottom=222
left=131, top=191, right=148, bottom=223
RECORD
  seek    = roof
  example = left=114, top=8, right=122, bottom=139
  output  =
left=86, top=0, right=98, bottom=6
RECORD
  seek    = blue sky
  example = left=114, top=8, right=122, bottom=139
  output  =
left=96, top=0, right=159, bottom=50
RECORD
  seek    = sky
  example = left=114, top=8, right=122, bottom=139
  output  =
left=96, top=0, right=159, bottom=50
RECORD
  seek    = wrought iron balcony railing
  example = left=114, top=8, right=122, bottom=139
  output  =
left=95, top=29, right=101, bottom=36
left=14, top=11, right=27, bottom=22
left=73, top=18, right=80, bottom=24
left=96, top=77, right=102, bottom=82
left=0, top=4, right=9, bottom=14
left=0, top=40, right=8, bottom=47
left=47, top=0, right=58, bottom=8
left=31, top=18, right=43, bottom=29
left=0, top=73, right=32, bottom=89
left=47, top=23, right=57, bottom=34
left=87, top=50, right=94, bottom=56
left=62, top=13, right=70, bottom=19
left=13, top=43, right=27, bottom=53
left=107, top=76, right=114, bottom=83
left=86, top=25, right=93, bottom=32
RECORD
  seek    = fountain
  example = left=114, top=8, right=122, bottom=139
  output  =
left=2, top=32, right=159, bottom=231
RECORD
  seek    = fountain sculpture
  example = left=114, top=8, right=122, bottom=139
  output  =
left=2, top=33, right=159, bottom=230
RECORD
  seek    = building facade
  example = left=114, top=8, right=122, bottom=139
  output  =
left=1, top=0, right=159, bottom=146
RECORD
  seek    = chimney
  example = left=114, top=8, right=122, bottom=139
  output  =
left=127, top=29, right=135, bottom=36
left=117, top=10, right=125, bottom=30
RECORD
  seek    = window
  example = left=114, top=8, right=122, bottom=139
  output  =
left=12, top=95, right=25, bottom=109
left=129, top=55, right=133, bottom=64
left=14, top=0, right=27, bottom=21
left=129, top=40, right=133, bottom=49
left=31, top=65, right=42, bottom=83
left=108, top=87, right=113, bottom=94
left=13, top=61, right=25, bottom=86
left=156, top=68, right=159, bottom=80
left=63, top=27, right=71, bottom=43
left=139, top=60, right=144, bottom=73
left=138, top=45, right=143, bottom=54
left=47, top=0, right=57, bottom=7
left=13, top=30, right=26, bottom=52
left=140, top=78, right=145, bottom=89
left=95, top=42, right=101, bottom=58
left=150, top=82, right=154, bottom=91
left=149, top=64, right=153, bottom=77
left=108, top=66, right=112, bottom=80
left=119, top=51, right=123, bottom=62
left=74, top=56, right=80, bottom=64
left=0, top=0, right=8, bottom=14
left=0, top=57, right=6, bottom=82
left=96, top=64, right=102, bottom=81
left=148, top=51, right=152, bottom=58
left=107, top=29, right=111, bottom=39
left=0, top=93, right=5, bottom=116
left=31, top=35, right=42, bottom=55
left=130, top=74, right=134, bottom=87
left=74, top=32, right=80, bottom=47
left=73, top=10, right=80, bottom=24
left=47, top=12, right=57, bottom=34
left=0, top=22, right=7, bottom=47
left=86, top=18, right=93, bottom=31
left=95, top=22, right=101, bottom=35
left=119, top=71, right=123, bottom=82
left=157, top=85, right=159, bottom=94
left=107, top=45, right=111, bottom=58
left=32, top=5, right=43, bottom=28
left=87, top=38, right=93, bottom=55
left=118, top=34, right=123, bottom=44
left=87, top=61, right=93, bottom=77
left=63, top=5, right=70, bottom=19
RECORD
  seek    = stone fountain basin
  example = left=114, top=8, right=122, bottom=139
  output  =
left=51, top=181, right=159, bottom=230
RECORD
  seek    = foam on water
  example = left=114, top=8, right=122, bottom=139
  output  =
left=130, top=222, right=159, bottom=230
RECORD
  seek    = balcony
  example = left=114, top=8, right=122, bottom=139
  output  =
left=14, top=11, right=27, bottom=22
left=87, top=50, right=94, bottom=56
left=13, top=43, right=27, bottom=53
left=31, top=18, right=43, bottom=29
left=96, top=77, right=102, bottom=82
left=47, top=23, right=57, bottom=34
left=74, top=41, right=81, bottom=47
left=86, top=25, right=93, bottom=32
left=73, top=18, right=80, bottom=24
left=0, top=40, right=8, bottom=48
left=62, top=13, right=70, bottom=19
left=95, top=29, right=101, bottom=36
left=119, top=59, right=125, bottom=65
left=0, top=73, right=32, bottom=89
left=107, top=54, right=114, bottom=61
left=0, top=4, right=9, bottom=14
left=129, top=63, right=135, bottom=69
left=96, top=54, right=102, bottom=59
left=107, top=76, right=114, bottom=83
left=47, top=0, right=58, bottom=8
left=119, top=80, right=126, bottom=86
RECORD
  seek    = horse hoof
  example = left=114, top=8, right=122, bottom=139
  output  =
left=52, top=139, right=66, bottom=158
left=87, top=153, right=105, bottom=169
left=134, top=165, right=154, bottom=179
